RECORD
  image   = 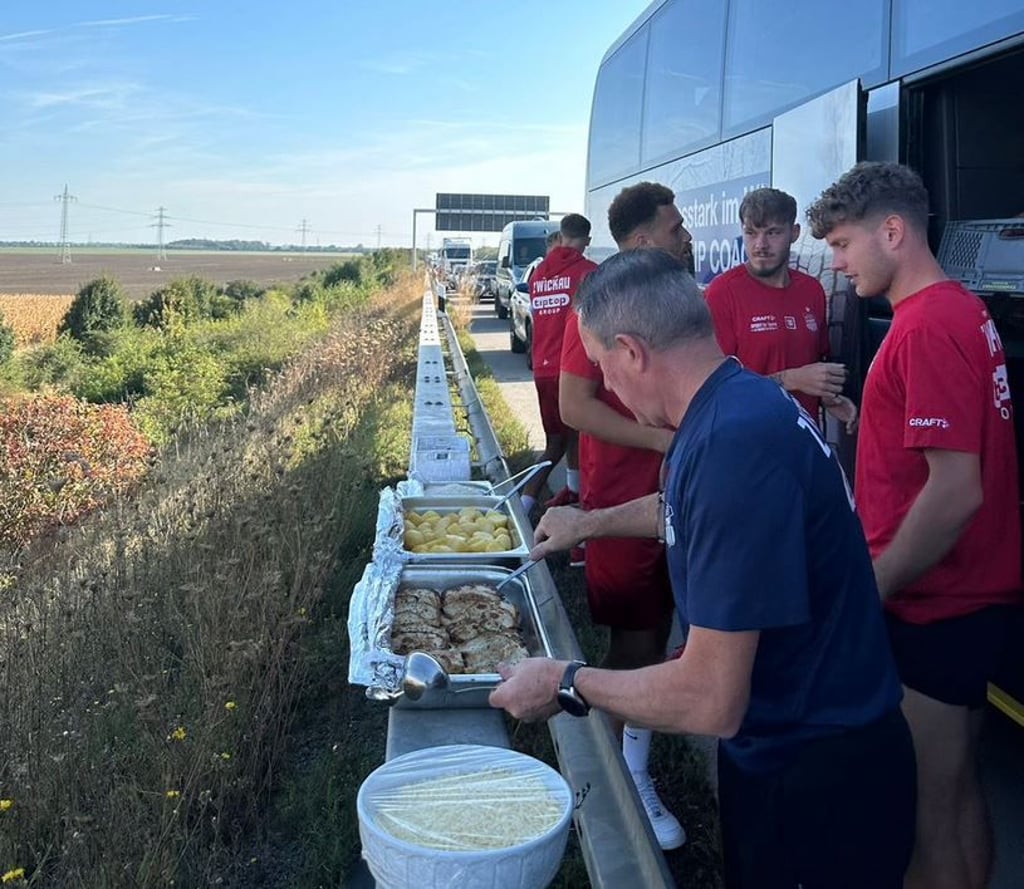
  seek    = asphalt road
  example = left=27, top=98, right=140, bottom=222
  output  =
left=466, top=298, right=1024, bottom=889
left=464, top=297, right=566, bottom=493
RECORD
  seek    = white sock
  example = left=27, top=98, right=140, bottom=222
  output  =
left=566, top=469, right=580, bottom=493
left=622, top=725, right=652, bottom=775
left=520, top=495, right=536, bottom=513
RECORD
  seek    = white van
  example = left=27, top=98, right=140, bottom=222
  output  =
left=494, top=219, right=559, bottom=319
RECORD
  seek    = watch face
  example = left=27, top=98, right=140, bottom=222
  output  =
left=557, top=688, right=589, bottom=717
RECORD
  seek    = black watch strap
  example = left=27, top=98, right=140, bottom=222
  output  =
left=558, top=660, right=590, bottom=716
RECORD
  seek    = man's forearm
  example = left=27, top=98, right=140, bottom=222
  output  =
left=492, top=629, right=757, bottom=734
left=562, top=396, right=671, bottom=453
left=874, top=480, right=979, bottom=598
left=580, top=493, right=661, bottom=540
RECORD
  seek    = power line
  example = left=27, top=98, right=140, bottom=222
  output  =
left=54, top=184, right=77, bottom=264
left=77, top=201, right=153, bottom=218
left=6, top=192, right=405, bottom=244
left=296, top=218, right=311, bottom=249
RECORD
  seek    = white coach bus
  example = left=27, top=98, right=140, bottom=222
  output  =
left=585, top=0, right=1024, bottom=721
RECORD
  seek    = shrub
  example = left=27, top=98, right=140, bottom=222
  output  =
left=134, top=276, right=239, bottom=330
left=59, top=275, right=127, bottom=346
left=0, top=309, right=15, bottom=365
left=14, top=334, right=88, bottom=389
left=72, top=328, right=163, bottom=404
left=131, top=342, right=232, bottom=442
left=0, top=394, right=152, bottom=545
left=321, top=260, right=363, bottom=288
left=223, top=279, right=265, bottom=303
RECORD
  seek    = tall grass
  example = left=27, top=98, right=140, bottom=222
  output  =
left=0, top=278, right=422, bottom=886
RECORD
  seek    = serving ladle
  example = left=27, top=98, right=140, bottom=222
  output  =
left=488, top=460, right=552, bottom=512
left=401, top=651, right=507, bottom=701
left=401, top=651, right=453, bottom=701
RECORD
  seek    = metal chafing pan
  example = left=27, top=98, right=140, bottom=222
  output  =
left=398, top=495, right=532, bottom=562
left=391, top=564, right=552, bottom=709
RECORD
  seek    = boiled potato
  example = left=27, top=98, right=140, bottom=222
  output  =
left=472, top=518, right=495, bottom=535
left=485, top=510, right=508, bottom=527
left=404, top=529, right=425, bottom=548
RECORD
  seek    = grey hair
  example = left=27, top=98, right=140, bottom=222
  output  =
left=575, top=249, right=712, bottom=350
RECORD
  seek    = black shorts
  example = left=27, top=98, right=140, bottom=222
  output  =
left=718, top=711, right=916, bottom=889
left=885, top=605, right=1013, bottom=708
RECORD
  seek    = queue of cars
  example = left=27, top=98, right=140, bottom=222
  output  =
left=437, top=219, right=559, bottom=370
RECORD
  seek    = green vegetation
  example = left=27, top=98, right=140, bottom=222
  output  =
left=58, top=275, right=128, bottom=347
left=1, top=253, right=403, bottom=446
left=0, top=309, right=14, bottom=366
left=0, top=257, right=423, bottom=886
left=0, top=260, right=722, bottom=886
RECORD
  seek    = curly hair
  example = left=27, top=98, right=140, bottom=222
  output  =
left=806, top=162, right=929, bottom=239
left=607, top=182, right=675, bottom=245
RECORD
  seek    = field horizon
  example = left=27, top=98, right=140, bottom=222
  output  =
left=0, top=249, right=363, bottom=300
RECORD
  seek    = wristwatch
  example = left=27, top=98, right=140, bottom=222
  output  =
left=557, top=660, right=591, bottom=717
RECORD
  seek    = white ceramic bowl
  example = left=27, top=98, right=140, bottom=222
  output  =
left=357, top=744, right=573, bottom=889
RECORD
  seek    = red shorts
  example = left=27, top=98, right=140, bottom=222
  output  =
left=584, top=536, right=674, bottom=630
left=534, top=377, right=568, bottom=438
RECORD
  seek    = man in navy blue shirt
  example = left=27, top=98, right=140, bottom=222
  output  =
left=491, top=249, right=916, bottom=887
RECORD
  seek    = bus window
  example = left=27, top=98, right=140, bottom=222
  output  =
left=642, top=0, right=727, bottom=166
left=587, top=26, right=648, bottom=187
left=892, top=0, right=1024, bottom=76
left=723, top=0, right=887, bottom=136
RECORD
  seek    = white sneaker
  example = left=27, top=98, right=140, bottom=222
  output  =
left=631, top=770, right=686, bottom=850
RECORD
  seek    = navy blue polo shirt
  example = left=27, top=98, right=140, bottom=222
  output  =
left=664, top=359, right=902, bottom=772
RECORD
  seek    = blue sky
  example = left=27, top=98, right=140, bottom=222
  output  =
left=0, top=3, right=646, bottom=249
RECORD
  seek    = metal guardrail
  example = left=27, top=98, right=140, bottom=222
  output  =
left=437, top=303, right=676, bottom=889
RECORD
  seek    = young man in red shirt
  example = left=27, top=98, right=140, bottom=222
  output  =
left=519, top=218, right=589, bottom=522
left=705, top=187, right=856, bottom=430
left=558, top=182, right=691, bottom=849
left=808, top=161, right=1021, bottom=889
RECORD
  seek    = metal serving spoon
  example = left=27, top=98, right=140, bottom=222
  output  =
left=400, top=651, right=487, bottom=700
left=489, top=461, right=553, bottom=512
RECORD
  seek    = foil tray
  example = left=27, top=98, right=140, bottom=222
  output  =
left=395, top=495, right=532, bottom=563
left=390, top=564, right=552, bottom=709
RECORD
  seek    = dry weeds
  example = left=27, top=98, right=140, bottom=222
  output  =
left=0, top=276, right=421, bottom=886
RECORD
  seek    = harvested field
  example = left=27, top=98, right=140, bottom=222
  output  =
left=0, top=294, right=75, bottom=345
left=0, top=248, right=358, bottom=301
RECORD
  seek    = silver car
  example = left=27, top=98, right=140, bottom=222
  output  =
left=509, top=256, right=543, bottom=368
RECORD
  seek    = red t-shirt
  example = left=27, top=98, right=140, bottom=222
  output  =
left=559, top=311, right=662, bottom=507
left=705, top=265, right=830, bottom=418
left=855, top=281, right=1021, bottom=623
left=530, top=246, right=597, bottom=381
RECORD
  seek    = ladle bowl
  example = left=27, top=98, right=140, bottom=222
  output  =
left=400, top=651, right=449, bottom=701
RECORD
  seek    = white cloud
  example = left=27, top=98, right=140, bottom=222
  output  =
left=0, top=29, right=54, bottom=42
left=76, top=15, right=196, bottom=29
